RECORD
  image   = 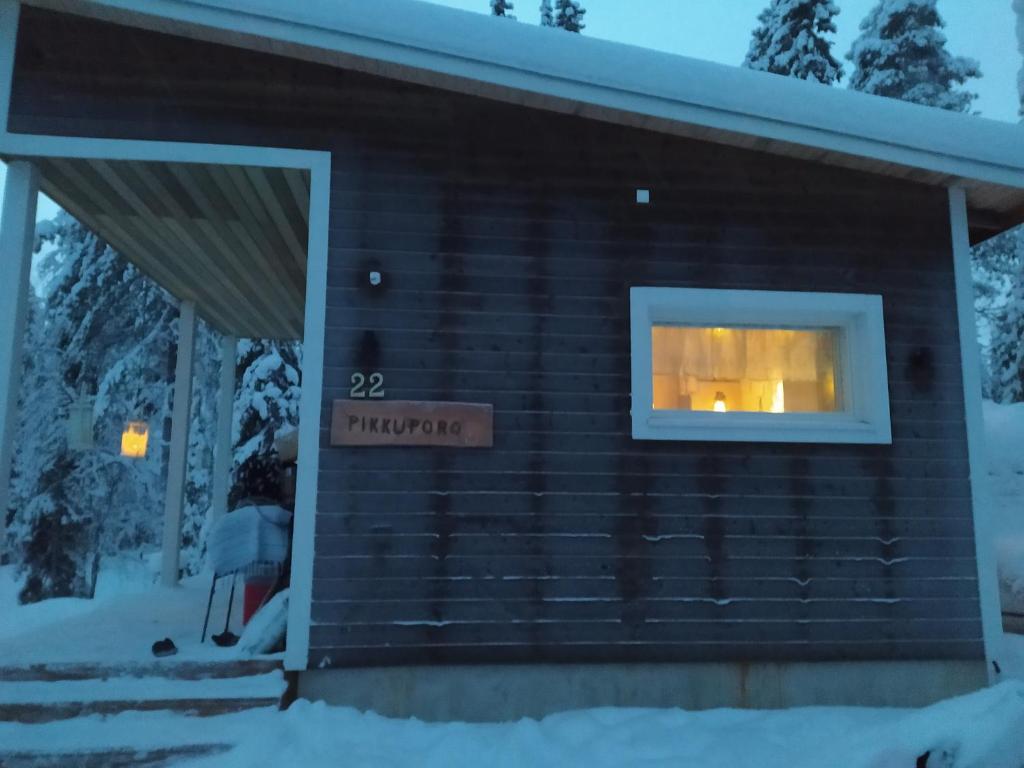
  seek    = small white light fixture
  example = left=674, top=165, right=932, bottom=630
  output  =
left=369, top=271, right=382, bottom=287
left=636, top=188, right=651, bottom=205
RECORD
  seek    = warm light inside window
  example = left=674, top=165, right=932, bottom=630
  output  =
left=651, top=325, right=840, bottom=413
left=120, top=420, right=149, bottom=458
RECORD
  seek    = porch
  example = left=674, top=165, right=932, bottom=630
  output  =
left=0, top=141, right=330, bottom=671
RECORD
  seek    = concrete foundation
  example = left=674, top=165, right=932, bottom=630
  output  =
left=298, top=660, right=988, bottom=722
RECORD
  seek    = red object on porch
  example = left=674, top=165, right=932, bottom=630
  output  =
left=243, top=578, right=275, bottom=625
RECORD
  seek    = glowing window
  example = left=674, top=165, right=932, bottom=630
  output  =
left=630, top=288, right=892, bottom=444
left=651, top=326, right=841, bottom=414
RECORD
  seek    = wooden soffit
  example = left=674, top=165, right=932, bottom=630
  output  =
left=30, top=157, right=309, bottom=340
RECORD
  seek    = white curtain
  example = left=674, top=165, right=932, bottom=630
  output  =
left=653, top=327, right=826, bottom=388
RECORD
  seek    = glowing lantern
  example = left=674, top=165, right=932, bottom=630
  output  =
left=121, top=421, right=149, bottom=459
left=770, top=381, right=786, bottom=414
left=713, top=391, right=728, bottom=413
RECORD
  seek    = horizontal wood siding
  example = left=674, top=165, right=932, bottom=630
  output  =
left=316, top=136, right=981, bottom=667
left=9, top=9, right=983, bottom=667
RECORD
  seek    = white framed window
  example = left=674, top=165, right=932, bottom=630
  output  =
left=630, top=287, right=892, bottom=444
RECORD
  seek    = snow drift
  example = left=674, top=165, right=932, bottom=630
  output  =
left=178, top=681, right=1024, bottom=768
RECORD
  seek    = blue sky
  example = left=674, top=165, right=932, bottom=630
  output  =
left=2, top=0, right=1020, bottom=222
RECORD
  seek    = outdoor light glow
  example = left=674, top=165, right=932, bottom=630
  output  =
left=770, top=380, right=785, bottom=414
left=120, top=421, right=149, bottom=459
left=713, top=392, right=727, bottom=413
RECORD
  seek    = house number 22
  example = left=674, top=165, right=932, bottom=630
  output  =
left=350, top=372, right=385, bottom=399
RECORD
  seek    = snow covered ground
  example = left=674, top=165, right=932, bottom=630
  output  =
left=1, top=682, right=1023, bottom=768
left=0, top=559, right=250, bottom=664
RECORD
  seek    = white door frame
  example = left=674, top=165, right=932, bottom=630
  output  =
left=0, top=159, right=39, bottom=557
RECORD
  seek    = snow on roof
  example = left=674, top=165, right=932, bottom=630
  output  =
left=26, top=0, right=1024, bottom=226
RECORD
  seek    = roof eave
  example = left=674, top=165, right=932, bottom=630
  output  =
left=23, top=0, right=1024, bottom=237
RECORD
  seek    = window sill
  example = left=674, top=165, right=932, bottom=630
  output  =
left=635, top=412, right=892, bottom=445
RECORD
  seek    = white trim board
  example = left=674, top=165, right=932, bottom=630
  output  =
left=0, top=159, right=39, bottom=560
left=0, top=131, right=321, bottom=168
left=0, top=128, right=330, bottom=672
left=22, top=0, right=1024, bottom=199
left=629, top=287, right=892, bottom=445
left=284, top=147, right=330, bottom=673
left=949, top=186, right=1003, bottom=683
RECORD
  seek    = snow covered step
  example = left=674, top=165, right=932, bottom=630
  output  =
left=0, top=743, right=231, bottom=767
left=0, top=668, right=286, bottom=723
left=0, top=697, right=279, bottom=724
left=0, top=659, right=281, bottom=683
left=0, top=671, right=285, bottom=703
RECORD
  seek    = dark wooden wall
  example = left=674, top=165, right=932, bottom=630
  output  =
left=10, top=8, right=984, bottom=668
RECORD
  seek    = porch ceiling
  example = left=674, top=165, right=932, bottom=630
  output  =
left=30, top=157, right=309, bottom=340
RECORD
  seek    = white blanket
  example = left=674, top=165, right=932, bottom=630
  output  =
left=208, top=504, right=290, bottom=576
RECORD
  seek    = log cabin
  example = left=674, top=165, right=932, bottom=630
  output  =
left=2, top=0, right=1023, bottom=720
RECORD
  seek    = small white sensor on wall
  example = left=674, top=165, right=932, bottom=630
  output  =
left=636, top=189, right=651, bottom=205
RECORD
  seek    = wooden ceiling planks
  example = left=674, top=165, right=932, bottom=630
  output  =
left=29, top=157, right=308, bottom=340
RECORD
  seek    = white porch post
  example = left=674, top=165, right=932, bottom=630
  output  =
left=949, top=186, right=1003, bottom=683
left=210, top=334, right=236, bottom=525
left=160, top=299, right=196, bottom=587
left=0, top=161, right=39, bottom=555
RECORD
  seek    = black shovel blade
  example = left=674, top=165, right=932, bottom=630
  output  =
left=213, top=630, right=239, bottom=647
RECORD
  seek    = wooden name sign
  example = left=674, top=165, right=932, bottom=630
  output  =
left=331, top=400, right=493, bottom=448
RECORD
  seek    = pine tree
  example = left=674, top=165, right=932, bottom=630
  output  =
left=973, top=229, right=1020, bottom=400
left=540, top=0, right=553, bottom=27
left=554, top=0, right=585, bottom=32
left=986, top=228, right=1024, bottom=404
left=230, top=339, right=302, bottom=508
left=743, top=0, right=843, bottom=85
left=745, top=7, right=775, bottom=74
left=8, top=210, right=305, bottom=598
left=491, top=0, right=515, bottom=18
left=847, top=0, right=981, bottom=112
left=9, top=213, right=177, bottom=600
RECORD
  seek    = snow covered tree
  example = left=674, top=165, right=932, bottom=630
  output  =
left=540, top=0, right=553, bottom=26
left=491, top=0, right=515, bottom=18
left=743, top=0, right=843, bottom=84
left=847, top=0, right=981, bottom=112
left=985, top=228, right=1024, bottom=404
left=6, top=296, right=79, bottom=598
left=230, top=339, right=302, bottom=508
left=8, top=208, right=304, bottom=599
left=8, top=212, right=231, bottom=593
left=9, top=213, right=176, bottom=600
left=973, top=229, right=1020, bottom=399
left=745, top=7, right=775, bottom=73
left=554, top=0, right=585, bottom=32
